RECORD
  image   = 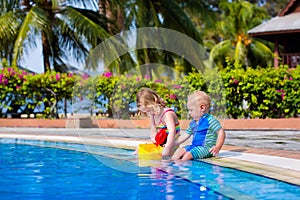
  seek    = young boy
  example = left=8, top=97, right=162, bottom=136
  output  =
left=171, top=91, right=225, bottom=161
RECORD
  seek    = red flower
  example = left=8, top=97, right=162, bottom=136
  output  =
left=103, top=72, right=112, bottom=78
left=144, top=75, right=150, bottom=79
left=170, top=94, right=177, bottom=100
left=82, top=73, right=89, bottom=80
left=56, top=74, right=60, bottom=81
left=172, top=85, right=182, bottom=89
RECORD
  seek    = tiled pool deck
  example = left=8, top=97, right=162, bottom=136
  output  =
left=0, top=127, right=299, bottom=186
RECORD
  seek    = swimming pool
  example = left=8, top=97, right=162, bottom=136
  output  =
left=1, top=139, right=299, bottom=199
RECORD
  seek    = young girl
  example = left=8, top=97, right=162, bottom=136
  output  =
left=136, top=87, right=180, bottom=157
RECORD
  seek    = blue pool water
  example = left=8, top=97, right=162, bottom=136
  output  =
left=0, top=139, right=299, bottom=199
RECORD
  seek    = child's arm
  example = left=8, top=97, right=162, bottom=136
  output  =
left=174, top=132, right=191, bottom=146
left=174, top=122, right=194, bottom=146
left=150, top=114, right=157, bottom=143
left=209, top=128, right=226, bottom=156
left=161, top=112, right=177, bottom=156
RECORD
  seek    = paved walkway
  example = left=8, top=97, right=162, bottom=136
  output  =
left=0, top=127, right=300, bottom=185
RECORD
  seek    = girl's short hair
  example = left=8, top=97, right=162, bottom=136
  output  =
left=136, top=88, right=165, bottom=108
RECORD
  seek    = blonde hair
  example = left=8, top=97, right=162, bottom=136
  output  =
left=136, top=88, right=165, bottom=110
left=188, top=91, right=211, bottom=113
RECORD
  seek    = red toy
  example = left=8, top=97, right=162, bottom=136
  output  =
left=154, top=129, right=168, bottom=146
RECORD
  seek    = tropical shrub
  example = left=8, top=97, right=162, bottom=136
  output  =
left=110, top=74, right=191, bottom=119
left=0, top=67, right=78, bottom=118
left=27, top=71, right=78, bottom=118
left=0, top=67, right=29, bottom=117
left=1, top=64, right=299, bottom=119
left=221, top=64, right=300, bottom=118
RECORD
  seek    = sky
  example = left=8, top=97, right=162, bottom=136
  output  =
left=22, top=46, right=43, bottom=74
left=22, top=44, right=86, bottom=74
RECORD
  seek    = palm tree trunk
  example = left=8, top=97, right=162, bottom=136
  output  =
left=116, top=6, right=124, bottom=31
left=98, top=0, right=124, bottom=34
left=98, top=0, right=108, bottom=31
left=42, top=31, right=51, bottom=72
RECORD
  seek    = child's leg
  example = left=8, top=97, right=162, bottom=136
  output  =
left=171, top=147, right=186, bottom=160
left=189, top=146, right=211, bottom=159
left=180, top=151, right=193, bottom=161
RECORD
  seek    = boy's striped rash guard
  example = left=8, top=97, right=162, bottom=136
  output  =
left=185, top=113, right=222, bottom=159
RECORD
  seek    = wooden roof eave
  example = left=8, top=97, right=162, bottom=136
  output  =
left=249, top=29, right=300, bottom=37
left=279, top=0, right=297, bottom=16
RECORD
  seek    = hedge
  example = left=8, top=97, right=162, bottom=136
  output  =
left=0, top=65, right=299, bottom=119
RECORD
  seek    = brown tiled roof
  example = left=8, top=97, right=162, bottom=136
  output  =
left=248, top=12, right=300, bottom=36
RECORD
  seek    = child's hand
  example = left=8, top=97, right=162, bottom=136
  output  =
left=209, top=146, right=220, bottom=156
left=173, top=141, right=179, bottom=146
left=162, top=146, right=172, bottom=157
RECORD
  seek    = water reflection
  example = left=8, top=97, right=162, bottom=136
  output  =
left=145, top=160, right=228, bottom=199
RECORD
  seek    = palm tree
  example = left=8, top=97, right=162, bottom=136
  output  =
left=0, top=0, right=112, bottom=73
left=138, top=0, right=216, bottom=76
left=209, top=0, right=273, bottom=69
left=91, top=0, right=216, bottom=76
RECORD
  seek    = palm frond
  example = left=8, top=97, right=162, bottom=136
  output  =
left=210, top=40, right=231, bottom=60
left=63, top=0, right=98, bottom=10
left=160, top=0, right=203, bottom=44
left=61, top=6, right=111, bottom=46
left=0, top=11, right=20, bottom=48
left=0, top=0, right=19, bottom=13
left=181, top=0, right=216, bottom=29
left=55, top=17, right=88, bottom=65
left=234, top=40, right=247, bottom=67
left=12, top=6, right=52, bottom=67
left=248, top=39, right=273, bottom=67
left=209, top=40, right=232, bottom=67
left=124, top=2, right=137, bottom=28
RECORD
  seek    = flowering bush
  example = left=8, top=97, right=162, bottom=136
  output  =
left=1, top=64, right=299, bottom=119
left=0, top=67, right=78, bottom=118
left=0, top=67, right=29, bottom=116
left=25, top=71, right=78, bottom=117
left=222, top=64, right=300, bottom=118
left=106, top=73, right=192, bottom=119
left=95, top=72, right=119, bottom=116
